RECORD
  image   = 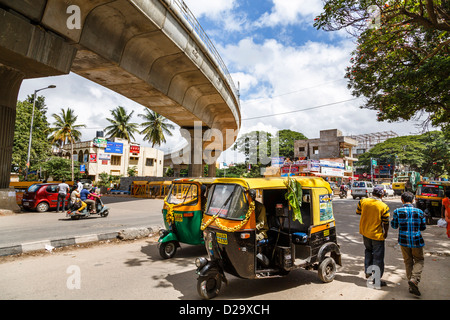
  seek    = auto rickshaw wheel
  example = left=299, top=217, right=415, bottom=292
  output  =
left=318, top=257, right=336, bottom=283
left=197, top=271, right=222, bottom=300
left=159, top=241, right=177, bottom=259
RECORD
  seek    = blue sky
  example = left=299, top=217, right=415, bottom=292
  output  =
left=17, top=0, right=427, bottom=164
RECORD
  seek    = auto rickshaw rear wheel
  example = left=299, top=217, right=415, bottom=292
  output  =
left=159, top=241, right=177, bottom=259
left=197, top=271, right=222, bottom=300
left=318, top=257, right=336, bottom=283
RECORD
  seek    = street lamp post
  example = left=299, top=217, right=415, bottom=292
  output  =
left=25, top=85, right=56, bottom=181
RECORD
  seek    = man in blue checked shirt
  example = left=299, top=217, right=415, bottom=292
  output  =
left=391, top=192, right=426, bottom=296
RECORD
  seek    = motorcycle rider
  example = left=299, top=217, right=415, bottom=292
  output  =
left=340, top=183, right=348, bottom=197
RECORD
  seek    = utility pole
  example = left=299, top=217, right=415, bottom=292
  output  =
left=25, top=85, right=56, bottom=181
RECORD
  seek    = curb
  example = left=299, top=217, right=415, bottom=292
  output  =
left=0, top=226, right=162, bottom=257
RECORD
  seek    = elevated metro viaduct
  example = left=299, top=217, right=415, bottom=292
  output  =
left=0, top=0, right=241, bottom=211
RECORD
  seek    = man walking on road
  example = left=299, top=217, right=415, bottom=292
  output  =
left=56, top=179, right=70, bottom=212
left=356, top=186, right=390, bottom=287
left=391, top=191, right=426, bottom=296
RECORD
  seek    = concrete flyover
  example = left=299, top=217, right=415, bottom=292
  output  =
left=0, top=0, right=241, bottom=210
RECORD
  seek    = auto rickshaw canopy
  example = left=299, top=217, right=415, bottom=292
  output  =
left=212, top=176, right=332, bottom=193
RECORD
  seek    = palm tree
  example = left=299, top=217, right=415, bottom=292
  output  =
left=138, top=109, right=175, bottom=147
left=104, top=106, right=139, bottom=142
left=49, top=108, right=86, bottom=181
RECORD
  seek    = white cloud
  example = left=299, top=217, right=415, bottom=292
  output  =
left=255, top=0, right=323, bottom=27
left=182, top=0, right=237, bottom=18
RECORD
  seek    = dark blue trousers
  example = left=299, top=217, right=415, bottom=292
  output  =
left=363, top=236, right=385, bottom=277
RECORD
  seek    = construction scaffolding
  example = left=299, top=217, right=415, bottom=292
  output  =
left=350, top=131, right=398, bottom=153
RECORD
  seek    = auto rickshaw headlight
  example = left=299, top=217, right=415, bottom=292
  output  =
left=159, top=229, right=168, bottom=237
left=195, top=257, right=207, bottom=268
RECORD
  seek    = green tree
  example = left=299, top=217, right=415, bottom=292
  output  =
left=357, top=131, right=449, bottom=177
left=138, top=109, right=175, bottom=147
left=49, top=108, right=86, bottom=182
left=12, top=95, right=52, bottom=180
left=233, top=131, right=273, bottom=165
left=314, top=1, right=449, bottom=134
left=41, top=157, right=81, bottom=181
left=275, top=129, right=308, bottom=159
left=104, top=106, right=139, bottom=142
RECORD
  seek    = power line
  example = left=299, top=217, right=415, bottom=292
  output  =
left=243, top=78, right=347, bottom=104
left=242, top=98, right=359, bottom=121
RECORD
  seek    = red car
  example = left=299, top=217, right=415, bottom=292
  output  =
left=22, top=183, right=71, bottom=212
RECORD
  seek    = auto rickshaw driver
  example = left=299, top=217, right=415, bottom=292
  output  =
left=248, top=189, right=268, bottom=241
left=249, top=189, right=271, bottom=268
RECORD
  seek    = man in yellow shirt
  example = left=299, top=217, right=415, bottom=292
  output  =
left=356, top=186, right=390, bottom=286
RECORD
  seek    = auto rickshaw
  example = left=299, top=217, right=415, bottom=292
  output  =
left=158, top=178, right=214, bottom=259
left=415, top=181, right=449, bottom=224
left=195, top=176, right=342, bottom=299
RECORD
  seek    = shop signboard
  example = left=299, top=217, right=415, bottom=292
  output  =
left=93, top=138, right=107, bottom=148
left=321, top=167, right=344, bottom=177
left=89, top=154, right=97, bottom=163
left=98, top=153, right=111, bottom=160
left=130, top=145, right=140, bottom=154
left=105, top=142, right=123, bottom=154
left=320, top=160, right=344, bottom=169
left=271, top=157, right=284, bottom=167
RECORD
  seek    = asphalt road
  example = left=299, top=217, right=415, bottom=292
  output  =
left=0, top=196, right=449, bottom=301
left=0, top=196, right=165, bottom=248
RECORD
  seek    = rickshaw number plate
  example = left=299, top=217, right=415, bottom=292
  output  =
left=432, top=202, right=439, bottom=206
left=174, top=213, right=183, bottom=222
left=216, top=233, right=228, bottom=245
left=323, top=229, right=330, bottom=237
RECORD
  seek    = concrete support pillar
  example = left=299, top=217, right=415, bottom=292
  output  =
left=183, top=125, right=206, bottom=178
left=208, top=163, right=217, bottom=177
left=0, top=65, right=25, bottom=212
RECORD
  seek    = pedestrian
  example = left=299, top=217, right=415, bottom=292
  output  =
left=356, top=186, right=390, bottom=287
left=442, top=190, right=450, bottom=238
left=56, top=179, right=70, bottom=212
left=76, top=179, right=83, bottom=192
left=391, top=191, right=426, bottom=296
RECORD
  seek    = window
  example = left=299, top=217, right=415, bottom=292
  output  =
left=146, top=158, right=154, bottom=166
left=206, top=184, right=249, bottom=220
left=129, top=156, right=139, bottom=165
left=298, top=147, right=305, bottom=152
left=46, top=185, right=58, bottom=193
left=111, top=155, right=121, bottom=166
left=312, top=146, right=319, bottom=155
left=166, top=183, right=198, bottom=205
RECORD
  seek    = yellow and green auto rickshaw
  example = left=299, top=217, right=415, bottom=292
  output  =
left=194, top=176, right=341, bottom=299
left=158, top=178, right=215, bottom=259
left=415, top=181, right=449, bottom=224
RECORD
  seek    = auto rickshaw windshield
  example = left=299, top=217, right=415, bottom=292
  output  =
left=417, top=184, right=445, bottom=197
left=206, top=184, right=249, bottom=220
left=166, top=183, right=198, bottom=205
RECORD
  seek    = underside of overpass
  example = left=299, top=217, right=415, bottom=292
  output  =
left=0, top=0, right=241, bottom=211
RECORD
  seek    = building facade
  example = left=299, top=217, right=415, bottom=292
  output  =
left=62, top=137, right=164, bottom=181
left=293, top=129, right=358, bottom=180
